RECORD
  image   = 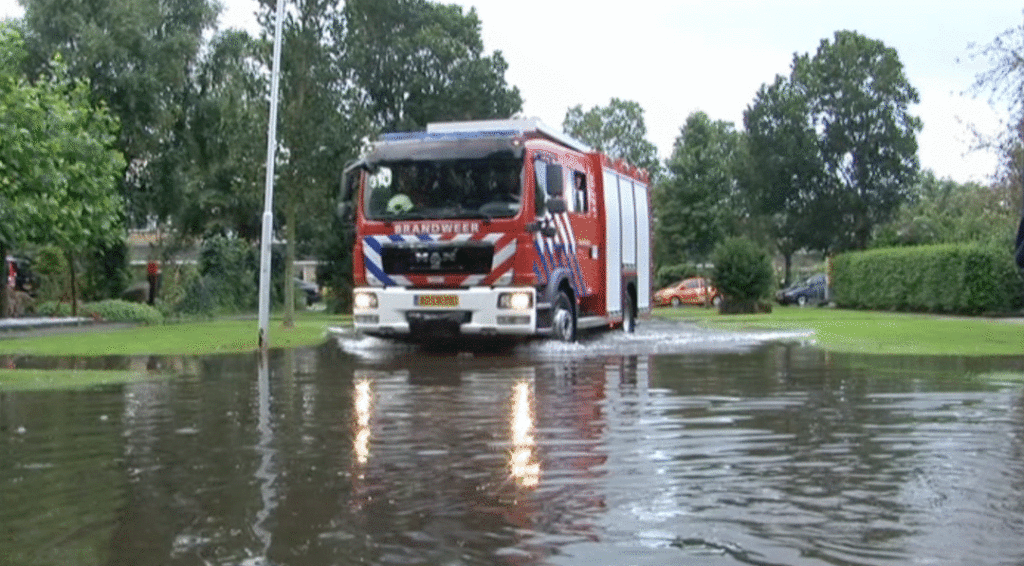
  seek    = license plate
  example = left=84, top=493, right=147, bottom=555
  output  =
left=415, top=294, right=458, bottom=307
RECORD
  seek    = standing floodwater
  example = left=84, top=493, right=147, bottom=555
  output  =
left=2, top=321, right=1024, bottom=565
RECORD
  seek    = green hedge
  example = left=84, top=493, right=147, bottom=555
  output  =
left=36, top=299, right=164, bottom=325
left=832, top=244, right=1024, bottom=314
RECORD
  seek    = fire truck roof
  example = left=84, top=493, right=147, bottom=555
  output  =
left=425, top=119, right=590, bottom=153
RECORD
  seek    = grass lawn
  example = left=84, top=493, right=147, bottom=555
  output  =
left=0, top=311, right=350, bottom=357
left=1, top=306, right=1020, bottom=362
left=653, top=305, right=1024, bottom=357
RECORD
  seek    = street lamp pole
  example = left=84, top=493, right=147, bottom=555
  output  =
left=258, top=0, right=287, bottom=350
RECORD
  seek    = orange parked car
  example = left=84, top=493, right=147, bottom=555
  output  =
left=653, top=277, right=722, bottom=307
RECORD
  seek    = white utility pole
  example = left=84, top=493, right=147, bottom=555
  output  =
left=258, top=0, right=287, bottom=350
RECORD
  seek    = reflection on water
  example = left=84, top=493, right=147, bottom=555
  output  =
left=509, top=379, right=540, bottom=488
left=353, top=378, right=373, bottom=466
left=2, top=324, right=1024, bottom=565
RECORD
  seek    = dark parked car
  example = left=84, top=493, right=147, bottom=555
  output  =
left=776, top=273, right=827, bottom=306
left=295, top=278, right=322, bottom=306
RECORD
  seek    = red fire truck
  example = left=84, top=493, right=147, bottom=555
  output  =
left=345, top=119, right=651, bottom=342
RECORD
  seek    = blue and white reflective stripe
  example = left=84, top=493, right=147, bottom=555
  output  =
left=362, top=233, right=511, bottom=287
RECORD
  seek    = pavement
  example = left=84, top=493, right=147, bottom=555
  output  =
left=0, top=316, right=125, bottom=339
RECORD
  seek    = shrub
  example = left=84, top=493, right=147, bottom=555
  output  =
left=167, top=234, right=260, bottom=316
left=33, top=246, right=70, bottom=303
left=81, top=240, right=130, bottom=301
left=36, top=299, right=163, bottom=324
left=711, top=237, right=774, bottom=309
left=832, top=243, right=1023, bottom=314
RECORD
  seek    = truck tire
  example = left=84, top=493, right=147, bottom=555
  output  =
left=551, top=290, right=577, bottom=342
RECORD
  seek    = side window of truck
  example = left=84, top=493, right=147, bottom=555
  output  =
left=571, top=171, right=587, bottom=214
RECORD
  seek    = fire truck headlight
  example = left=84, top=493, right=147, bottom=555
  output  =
left=353, top=291, right=378, bottom=310
left=498, top=291, right=532, bottom=311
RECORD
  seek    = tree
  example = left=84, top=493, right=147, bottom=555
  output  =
left=0, top=24, right=126, bottom=317
left=798, top=31, right=921, bottom=250
left=177, top=30, right=268, bottom=242
left=744, top=75, right=833, bottom=284
left=255, top=0, right=371, bottom=325
left=653, top=111, right=745, bottom=268
left=874, top=170, right=1018, bottom=248
left=344, top=0, right=522, bottom=132
left=746, top=30, right=921, bottom=256
left=562, top=98, right=660, bottom=178
left=19, top=0, right=220, bottom=230
left=968, top=15, right=1024, bottom=267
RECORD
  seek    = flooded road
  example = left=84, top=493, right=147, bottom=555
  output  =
left=3, top=319, right=1024, bottom=565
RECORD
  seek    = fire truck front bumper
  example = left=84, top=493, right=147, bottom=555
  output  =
left=352, top=287, right=537, bottom=338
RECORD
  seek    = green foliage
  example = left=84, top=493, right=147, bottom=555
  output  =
left=874, top=170, right=1019, bottom=249
left=744, top=75, right=831, bottom=259
left=832, top=244, right=1024, bottom=314
left=188, top=234, right=259, bottom=314
left=165, top=235, right=258, bottom=317
left=343, top=0, right=522, bottom=132
left=31, top=246, right=69, bottom=303
left=176, top=30, right=267, bottom=241
left=37, top=299, right=163, bottom=324
left=654, top=263, right=702, bottom=290
left=21, top=0, right=220, bottom=228
left=654, top=111, right=745, bottom=266
left=745, top=30, right=921, bottom=253
left=0, top=24, right=125, bottom=253
left=562, top=98, right=661, bottom=179
left=316, top=216, right=354, bottom=314
left=711, top=237, right=774, bottom=303
left=81, top=239, right=130, bottom=301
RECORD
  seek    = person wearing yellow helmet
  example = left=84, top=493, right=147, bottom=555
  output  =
left=386, top=193, right=414, bottom=214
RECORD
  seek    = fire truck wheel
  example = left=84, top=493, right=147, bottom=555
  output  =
left=551, top=291, right=577, bottom=342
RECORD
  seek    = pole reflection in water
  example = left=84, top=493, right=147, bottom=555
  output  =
left=246, top=351, right=277, bottom=566
left=510, top=379, right=540, bottom=488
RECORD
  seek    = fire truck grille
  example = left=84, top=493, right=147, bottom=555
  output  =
left=380, top=242, right=494, bottom=275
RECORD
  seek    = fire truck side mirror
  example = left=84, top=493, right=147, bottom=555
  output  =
left=545, top=163, right=563, bottom=196
left=337, top=201, right=354, bottom=221
left=546, top=197, right=567, bottom=215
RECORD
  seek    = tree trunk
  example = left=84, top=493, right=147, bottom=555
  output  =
left=68, top=250, right=79, bottom=317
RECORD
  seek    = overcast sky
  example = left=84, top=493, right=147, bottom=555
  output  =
left=3, top=0, right=1020, bottom=184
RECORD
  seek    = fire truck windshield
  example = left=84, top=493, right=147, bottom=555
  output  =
left=363, top=157, right=523, bottom=221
